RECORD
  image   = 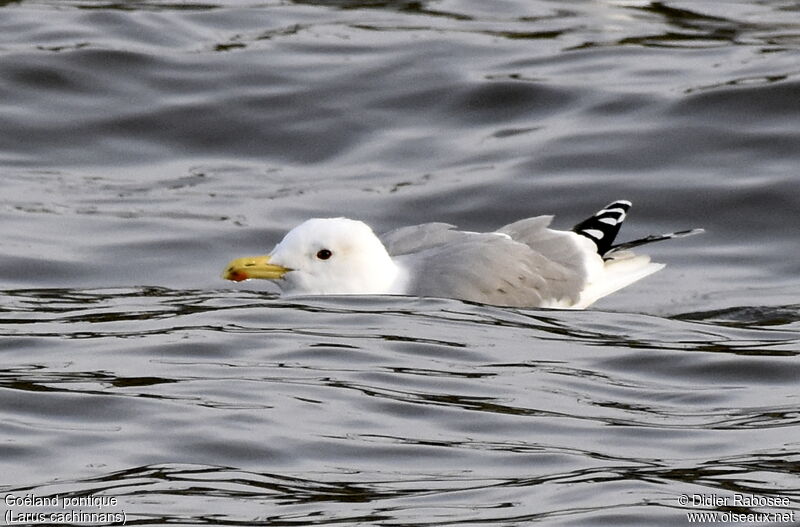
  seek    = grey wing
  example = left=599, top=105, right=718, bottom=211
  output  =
left=498, top=215, right=593, bottom=277
left=396, top=233, right=586, bottom=308
left=381, top=222, right=461, bottom=256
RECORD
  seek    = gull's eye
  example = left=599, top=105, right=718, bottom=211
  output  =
left=316, top=249, right=333, bottom=260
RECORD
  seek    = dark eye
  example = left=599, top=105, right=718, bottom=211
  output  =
left=316, top=249, right=332, bottom=260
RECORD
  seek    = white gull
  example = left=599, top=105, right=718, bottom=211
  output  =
left=223, top=200, right=702, bottom=309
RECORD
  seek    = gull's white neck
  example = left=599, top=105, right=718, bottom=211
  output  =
left=384, top=257, right=410, bottom=295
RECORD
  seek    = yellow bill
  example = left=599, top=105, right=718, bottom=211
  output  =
left=223, top=255, right=290, bottom=282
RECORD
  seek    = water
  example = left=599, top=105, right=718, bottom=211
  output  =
left=1, top=0, right=799, bottom=525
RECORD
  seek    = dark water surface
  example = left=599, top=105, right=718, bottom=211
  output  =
left=1, top=0, right=799, bottom=525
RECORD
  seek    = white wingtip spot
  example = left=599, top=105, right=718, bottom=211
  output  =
left=583, top=228, right=605, bottom=240
left=596, top=207, right=627, bottom=220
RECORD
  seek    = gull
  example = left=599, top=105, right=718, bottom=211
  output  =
left=223, top=200, right=702, bottom=308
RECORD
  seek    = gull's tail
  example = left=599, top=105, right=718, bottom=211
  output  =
left=571, top=200, right=703, bottom=308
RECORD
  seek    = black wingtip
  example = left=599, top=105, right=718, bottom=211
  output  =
left=605, top=227, right=705, bottom=257
left=572, top=200, right=632, bottom=255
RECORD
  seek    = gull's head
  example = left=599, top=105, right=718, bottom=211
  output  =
left=223, top=218, right=402, bottom=295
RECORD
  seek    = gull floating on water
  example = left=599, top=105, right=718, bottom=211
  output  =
left=223, top=200, right=702, bottom=309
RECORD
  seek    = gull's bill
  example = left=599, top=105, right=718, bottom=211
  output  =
left=223, top=255, right=290, bottom=282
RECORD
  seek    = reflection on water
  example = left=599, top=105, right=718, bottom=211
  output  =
left=1, top=288, right=798, bottom=524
